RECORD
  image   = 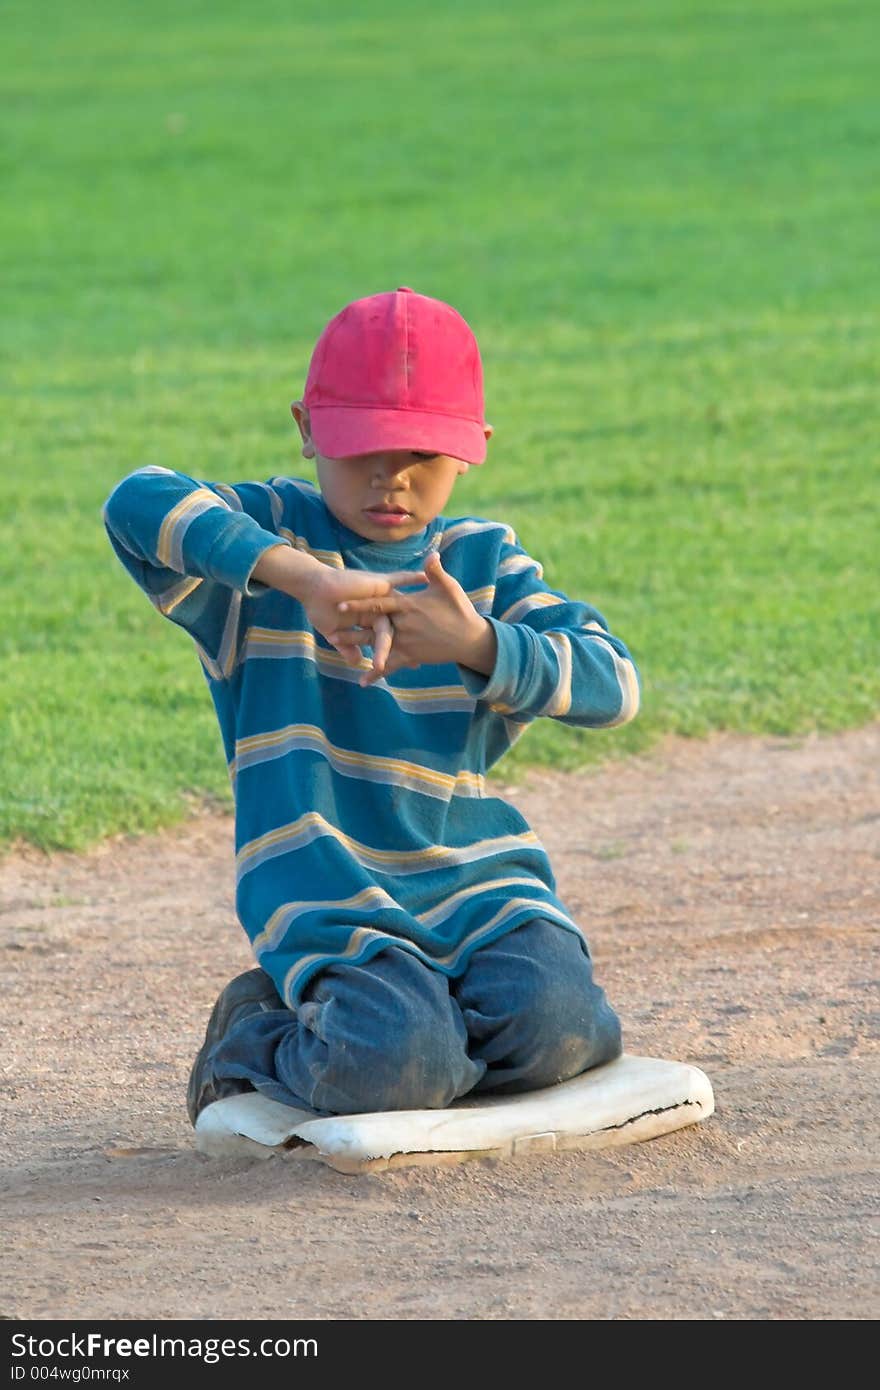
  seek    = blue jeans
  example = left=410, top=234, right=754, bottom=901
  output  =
left=209, top=918, right=622, bottom=1115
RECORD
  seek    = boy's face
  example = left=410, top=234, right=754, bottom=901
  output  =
left=291, top=404, right=491, bottom=543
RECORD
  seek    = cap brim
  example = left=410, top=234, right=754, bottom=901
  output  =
left=308, top=406, right=487, bottom=465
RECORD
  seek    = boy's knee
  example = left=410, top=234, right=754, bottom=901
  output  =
left=304, top=1009, right=470, bottom=1113
left=289, top=951, right=479, bottom=1113
left=512, top=981, right=623, bottom=1088
left=460, top=921, right=623, bottom=1092
left=554, top=998, right=623, bottom=1076
left=364, top=1027, right=466, bottom=1111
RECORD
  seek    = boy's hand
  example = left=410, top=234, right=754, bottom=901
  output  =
left=328, top=551, right=497, bottom=687
left=252, top=546, right=426, bottom=668
left=299, top=563, right=427, bottom=663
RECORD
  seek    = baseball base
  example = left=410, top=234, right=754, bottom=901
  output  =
left=193, top=1053, right=715, bottom=1174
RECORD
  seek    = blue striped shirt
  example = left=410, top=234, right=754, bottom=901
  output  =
left=104, top=467, right=640, bottom=1005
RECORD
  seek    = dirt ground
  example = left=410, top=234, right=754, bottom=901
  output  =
left=1, top=725, right=877, bottom=1322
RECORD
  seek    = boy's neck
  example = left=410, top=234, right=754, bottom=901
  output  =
left=330, top=511, right=442, bottom=563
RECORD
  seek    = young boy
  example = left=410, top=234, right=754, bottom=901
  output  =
left=104, top=286, right=640, bottom=1127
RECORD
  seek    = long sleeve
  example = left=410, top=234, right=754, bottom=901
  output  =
left=457, top=530, right=640, bottom=729
left=103, top=465, right=291, bottom=678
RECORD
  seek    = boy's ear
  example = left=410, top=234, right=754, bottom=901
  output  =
left=475, top=422, right=494, bottom=467
left=457, top=424, right=493, bottom=472
left=290, top=400, right=316, bottom=459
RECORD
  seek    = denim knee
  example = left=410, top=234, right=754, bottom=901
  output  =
left=517, top=981, right=622, bottom=1089
left=277, top=947, right=482, bottom=1113
left=456, top=918, right=623, bottom=1094
left=521, top=940, right=621, bottom=1078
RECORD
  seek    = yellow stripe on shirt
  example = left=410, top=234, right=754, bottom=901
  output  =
left=236, top=811, right=541, bottom=880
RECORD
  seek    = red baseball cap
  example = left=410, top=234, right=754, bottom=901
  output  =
left=302, top=287, right=488, bottom=465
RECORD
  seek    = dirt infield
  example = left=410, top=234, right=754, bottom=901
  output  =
left=1, top=725, right=877, bottom=1321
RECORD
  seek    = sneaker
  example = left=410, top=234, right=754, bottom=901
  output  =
left=186, top=967, right=284, bottom=1126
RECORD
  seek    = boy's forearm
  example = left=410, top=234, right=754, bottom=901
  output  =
left=251, top=543, right=323, bottom=600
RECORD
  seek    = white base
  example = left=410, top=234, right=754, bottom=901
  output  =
left=193, top=1053, right=714, bottom=1173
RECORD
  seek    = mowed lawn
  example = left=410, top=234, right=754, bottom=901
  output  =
left=2, top=0, right=877, bottom=850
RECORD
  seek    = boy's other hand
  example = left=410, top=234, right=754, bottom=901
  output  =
left=301, top=564, right=427, bottom=666
left=252, top=545, right=425, bottom=669
left=329, top=551, right=497, bottom=686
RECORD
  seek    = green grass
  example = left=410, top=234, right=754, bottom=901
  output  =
left=2, top=0, right=878, bottom=850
